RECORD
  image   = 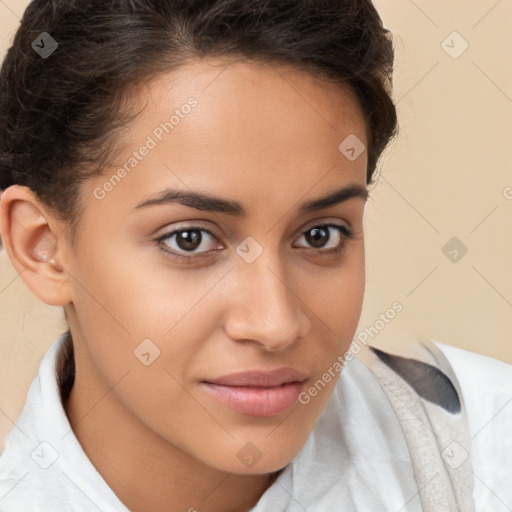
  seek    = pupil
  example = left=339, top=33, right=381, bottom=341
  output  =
left=307, top=227, right=328, bottom=248
left=177, top=230, right=201, bottom=251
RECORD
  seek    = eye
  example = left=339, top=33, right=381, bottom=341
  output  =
left=293, top=224, right=354, bottom=256
left=155, top=226, right=222, bottom=261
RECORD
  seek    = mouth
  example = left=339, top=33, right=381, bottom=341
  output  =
left=201, top=368, right=309, bottom=417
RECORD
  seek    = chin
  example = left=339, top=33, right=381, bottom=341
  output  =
left=199, top=433, right=308, bottom=476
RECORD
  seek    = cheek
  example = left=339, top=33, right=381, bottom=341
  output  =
left=66, top=235, right=215, bottom=388
left=303, top=244, right=365, bottom=337
left=70, top=227, right=218, bottom=332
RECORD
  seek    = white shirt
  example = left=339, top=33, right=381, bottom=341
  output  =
left=0, top=332, right=510, bottom=511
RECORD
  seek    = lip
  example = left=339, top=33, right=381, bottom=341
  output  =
left=205, top=368, right=309, bottom=387
left=201, top=368, right=309, bottom=417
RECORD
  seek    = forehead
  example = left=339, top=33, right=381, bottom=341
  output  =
left=140, top=57, right=367, bottom=143
left=81, top=58, right=368, bottom=222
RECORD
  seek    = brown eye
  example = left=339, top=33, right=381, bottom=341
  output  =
left=172, top=229, right=203, bottom=252
left=305, top=226, right=332, bottom=249
left=156, top=226, right=222, bottom=261
left=295, top=224, right=353, bottom=253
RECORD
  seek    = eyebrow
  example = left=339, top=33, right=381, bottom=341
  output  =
left=132, top=183, right=368, bottom=216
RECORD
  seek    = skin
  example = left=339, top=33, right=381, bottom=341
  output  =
left=0, top=58, right=369, bottom=512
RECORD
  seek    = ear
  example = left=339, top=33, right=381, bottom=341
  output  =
left=0, top=185, right=73, bottom=306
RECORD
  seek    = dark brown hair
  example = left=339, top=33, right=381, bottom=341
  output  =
left=0, top=0, right=398, bottom=245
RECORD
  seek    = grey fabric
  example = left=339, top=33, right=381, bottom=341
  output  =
left=361, top=340, right=476, bottom=512
left=370, top=347, right=461, bottom=413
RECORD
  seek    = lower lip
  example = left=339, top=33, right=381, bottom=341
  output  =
left=201, top=381, right=304, bottom=417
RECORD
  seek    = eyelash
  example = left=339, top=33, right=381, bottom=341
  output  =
left=154, top=223, right=355, bottom=263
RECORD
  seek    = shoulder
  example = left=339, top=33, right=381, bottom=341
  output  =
left=434, top=340, right=511, bottom=381
left=433, top=341, right=511, bottom=431
left=0, top=332, right=129, bottom=512
left=434, top=341, right=512, bottom=511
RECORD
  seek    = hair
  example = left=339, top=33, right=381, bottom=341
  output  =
left=0, top=0, right=398, bottom=248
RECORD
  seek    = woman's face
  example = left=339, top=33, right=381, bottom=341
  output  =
left=64, top=58, right=368, bottom=474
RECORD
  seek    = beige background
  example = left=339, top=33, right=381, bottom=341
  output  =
left=1, top=0, right=511, bottom=448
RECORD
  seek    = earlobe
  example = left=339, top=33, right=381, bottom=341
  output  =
left=0, top=185, right=72, bottom=307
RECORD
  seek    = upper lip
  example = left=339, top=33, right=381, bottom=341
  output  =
left=204, top=368, right=310, bottom=387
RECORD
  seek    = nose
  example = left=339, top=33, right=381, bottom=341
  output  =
left=223, top=255, right=311, bottom=351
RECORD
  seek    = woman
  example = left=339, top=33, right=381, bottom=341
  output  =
left=0, top=1, right=510, bottom=511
